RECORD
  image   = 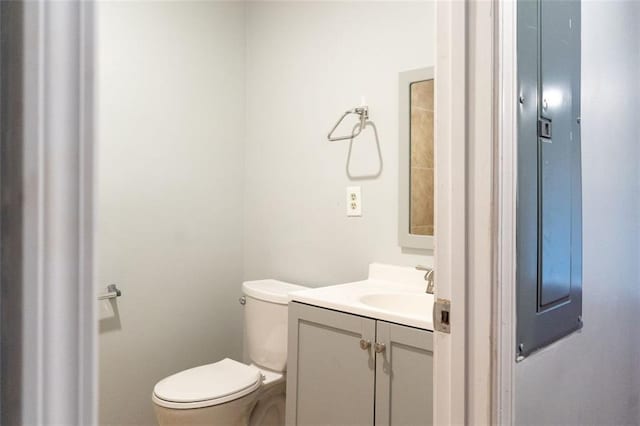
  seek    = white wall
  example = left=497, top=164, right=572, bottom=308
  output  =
left=96, top=2, right=245, bottom=425
left=514, top=2, right=640, bottom=424
left=243, top=2, right=435, bottom=286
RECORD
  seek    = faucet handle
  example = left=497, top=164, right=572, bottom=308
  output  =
left=416, top=265, right=435, bottom=294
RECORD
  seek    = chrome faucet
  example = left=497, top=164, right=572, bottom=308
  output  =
left=416, top=265, right=435, bottom=294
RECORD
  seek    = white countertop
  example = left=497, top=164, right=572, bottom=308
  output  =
left=289, top=263, right=434, bottom=331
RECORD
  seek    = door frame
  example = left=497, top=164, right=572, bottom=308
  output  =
left=493, top=0, right=518, bottom=424
left=433, top=0, right=468, bottom=422
left=433, top=0, right=495, bottom=424
left=1, top=1, right=98, bottom=424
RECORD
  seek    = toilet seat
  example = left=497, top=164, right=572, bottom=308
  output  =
left=152, top=359, right=262, bottom=410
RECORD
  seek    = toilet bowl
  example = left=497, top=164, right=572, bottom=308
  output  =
left=152, top=280, right=306, bottom=425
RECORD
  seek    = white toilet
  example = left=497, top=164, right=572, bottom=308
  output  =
left=152, top=279, right=307, bottom=426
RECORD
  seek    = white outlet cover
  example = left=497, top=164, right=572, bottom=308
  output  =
left=346, top=186, right=362, bottom=217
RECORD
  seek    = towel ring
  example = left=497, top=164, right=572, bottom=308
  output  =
left=346, top=121, right=383, bottom=180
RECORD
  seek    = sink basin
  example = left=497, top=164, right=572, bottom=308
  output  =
left=359, top=293, right=432, bottom=318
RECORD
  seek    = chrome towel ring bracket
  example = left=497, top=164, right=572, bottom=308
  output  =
left=327, top=106, right=369, bottom=142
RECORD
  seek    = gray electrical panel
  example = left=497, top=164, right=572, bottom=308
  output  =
left=516, top=0, right=582, bottom=359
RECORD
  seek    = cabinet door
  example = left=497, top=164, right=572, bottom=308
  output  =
left=375, top=321, right=433, bottom=426
left=286, top=302, right=376, bottom=426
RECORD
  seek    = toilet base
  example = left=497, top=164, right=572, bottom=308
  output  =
left=154, top=391, right=258, bottom=426
left=249, top=381, right=285, bottom=426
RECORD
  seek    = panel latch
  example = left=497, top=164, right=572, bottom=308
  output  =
left=433, top=298, right=451, bottom=334
left=538, top=117, right=552, bottom=139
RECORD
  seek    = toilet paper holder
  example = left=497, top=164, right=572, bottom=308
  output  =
left=98, top=284, right=122, bottom=301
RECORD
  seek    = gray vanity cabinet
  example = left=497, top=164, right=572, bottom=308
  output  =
left=286, top=302, right=433, bottom=426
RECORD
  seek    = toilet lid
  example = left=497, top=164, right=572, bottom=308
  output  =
left=153, top=358, right=262, bottom=409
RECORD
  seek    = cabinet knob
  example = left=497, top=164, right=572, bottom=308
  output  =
left=359, top=339, right=371, bottom=350
left=374, top=342, right=386, bottom=353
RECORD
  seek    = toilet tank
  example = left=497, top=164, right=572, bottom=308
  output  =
left=242, top=280, right=307, bottom=372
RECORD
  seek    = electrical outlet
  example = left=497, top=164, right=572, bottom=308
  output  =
left=346, top=186, right=362, bottom=217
